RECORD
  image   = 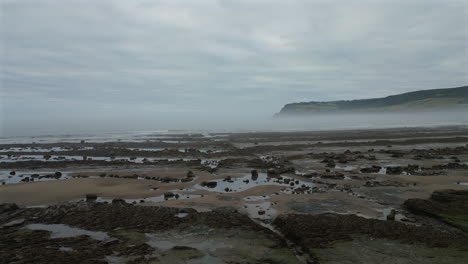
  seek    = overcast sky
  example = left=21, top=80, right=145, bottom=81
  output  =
left=1, top=0, right=467, bottom=135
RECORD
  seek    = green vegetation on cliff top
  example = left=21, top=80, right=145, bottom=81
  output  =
left=277, top=85, right=468, bottom=115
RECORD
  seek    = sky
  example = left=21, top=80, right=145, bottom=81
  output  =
left=0, top=0, right=467, bottom=136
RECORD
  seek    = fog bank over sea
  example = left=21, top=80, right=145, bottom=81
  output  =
left=1, top=111, right=467, bottom=139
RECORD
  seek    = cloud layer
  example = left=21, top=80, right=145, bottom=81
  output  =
left=1, top=0, right=467, bottom=135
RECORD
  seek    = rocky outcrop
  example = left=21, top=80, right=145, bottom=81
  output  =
left=273, top=213, right=468, bottom=251
left=404, top=190, right=468, bottom=232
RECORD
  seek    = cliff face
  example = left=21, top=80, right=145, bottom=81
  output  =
left=276, top=86, right=468, bottom=116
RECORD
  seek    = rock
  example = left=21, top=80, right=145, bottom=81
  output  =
left=273, top=213, right=468, bottom=250
left=172, top=246, right=196, bottom=250
left=267, top=168, right=280, bottom=178
left=187, top=171, right=195, bottom=178
left=258, top=209, right=266, bottom=215
left=200, top=181, right=217, bottom=188
left=326, top=161, right=336, bottom=168
left=9, top=171, right=15, bottom=176
left=251, top=170, right=259, bottom=180
left=54, top=172, right=62, bottom=177
left=1, top=218, right=24, bottom=229
left=181, top=178, right=193, bottom=182
left=86, top=194, right=98, bottom=202
left=164, top=192, right=175, bottom=199
left=223, top=176, right=233, bottom=182
left=303, top=172, right=318, bottom=178
left=179, top=208, right=196, bottom=214
left=112, top=198, right=125, bottom=204
left=0, top=203, right=19, bottom=214
left=321, top=172, right=344, bottom=180
left=386, top=209, right=396, bottom=220
left=213, top=206, right=238, bottom=213
left=404, top=189, right=468, bottom=230
left=360, top=166, right=382, bottom=173
left=431, top=189, right=468, bottom=203
left=386, top=166, right=403, bottom=175
left=364, top=180, right=405, bottom=187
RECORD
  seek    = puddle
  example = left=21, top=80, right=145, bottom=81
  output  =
left=0, top=147, right=74, bottom=152
left=95, top=193, right=203, bottom=204
left=161, top=140, right=190, bottom=144
left=26, top=223, right=110, bottom=240
left=0, top=147, right=95, bottom=153
left=0, top=170, right=73, bottom=184
left=127, top=147, right=165, bottom=152
left=145, top=232, right=232, bottom=251
left=335, top=165, right=358, bottom=171
left=194, top=173, right=314, bottom=193
left=179, top=149, right=225, bottom=153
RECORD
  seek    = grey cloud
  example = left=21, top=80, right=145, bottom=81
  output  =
left=0, top=0, right=467, bottom=135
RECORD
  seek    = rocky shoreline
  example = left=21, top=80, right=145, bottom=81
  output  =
left=1, top=189, right=467, bottom=263
left=1, top=126, right=467, bottom=263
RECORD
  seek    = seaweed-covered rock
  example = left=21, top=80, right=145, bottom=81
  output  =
left=404, top=190, right=468, bottom=232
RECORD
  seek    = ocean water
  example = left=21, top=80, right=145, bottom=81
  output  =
left=0, top=111, right=467, bottom=144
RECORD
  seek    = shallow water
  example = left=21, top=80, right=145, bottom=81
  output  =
left=0, top=170, right=73, bottom=184
left=0, top=147, right=91, bottom=152
left=95, top=193, right=203, bottom=204
left=145, top=232, right=232, bottom=251
left=0, top=155, right=199, bottom=164
left=26, top=223, right=110, bottom=240
left=194, top=173, right=314, bottom=193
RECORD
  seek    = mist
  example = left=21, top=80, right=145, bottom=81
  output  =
left=2, top=111, right=467, bottom=138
